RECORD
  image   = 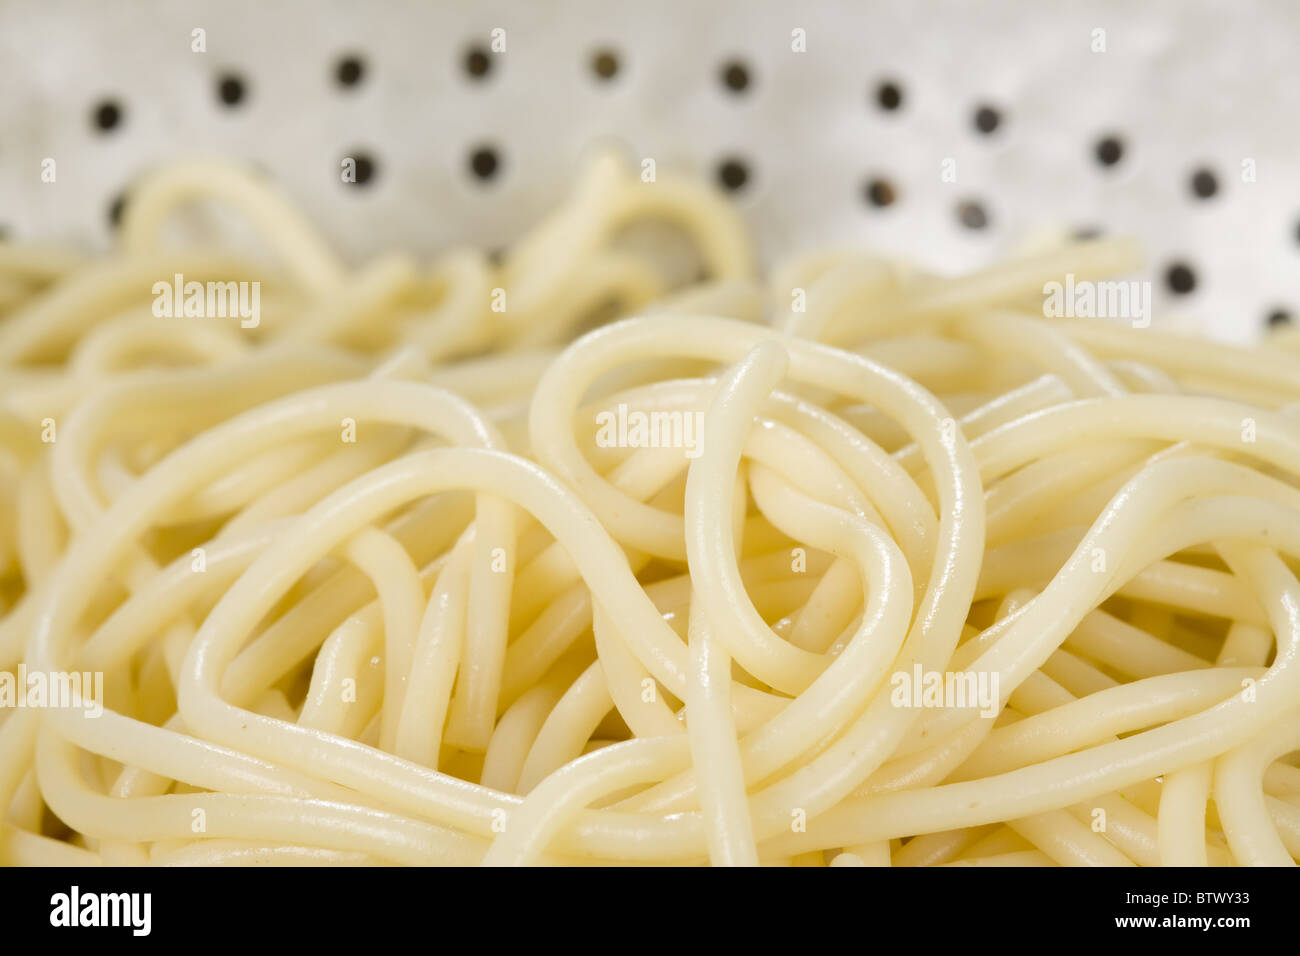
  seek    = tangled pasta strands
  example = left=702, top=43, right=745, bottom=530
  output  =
left=1, top=151, right=1298, bottom=867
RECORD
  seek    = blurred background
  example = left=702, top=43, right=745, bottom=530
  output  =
left=1, top=0, right=1296, bottom=343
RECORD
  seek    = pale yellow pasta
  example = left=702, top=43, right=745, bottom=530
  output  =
left=0, top=151, right=1296, bottom=867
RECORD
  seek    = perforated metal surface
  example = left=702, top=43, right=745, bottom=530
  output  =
left=1, top=0, right=1297, bottom=342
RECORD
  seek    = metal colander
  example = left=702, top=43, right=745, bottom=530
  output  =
left=1, top=0, right=1297, bottom=342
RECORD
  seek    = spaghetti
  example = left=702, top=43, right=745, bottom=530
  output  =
left=1, top=152, right=1298, bottom=866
